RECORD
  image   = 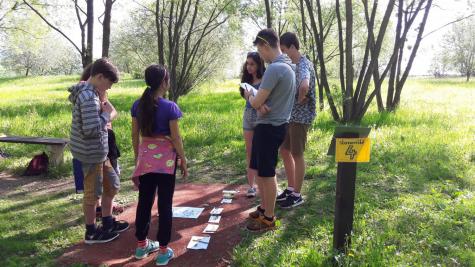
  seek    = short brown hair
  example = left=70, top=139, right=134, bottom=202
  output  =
left=253, top=28, right=279, bottom=48
left=91, top=58, right=119, bottom=83
left=280, top=32, right=300, bottom=50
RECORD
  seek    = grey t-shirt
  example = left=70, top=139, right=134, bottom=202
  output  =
left=257, top=54, right=296, bottom=126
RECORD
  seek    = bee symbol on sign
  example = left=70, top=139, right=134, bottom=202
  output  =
left=345, top=145, right=357, bottom=160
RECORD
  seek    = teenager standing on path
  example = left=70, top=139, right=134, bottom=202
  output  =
left=68, top=58, right=129, bottom=244
left=131, top=64, right=188, bottom=266
left=277, top=32, right=317, bottom=209
left=244, top=29, right=296, bottom=232
left=240, top=52, right=266, bottom=197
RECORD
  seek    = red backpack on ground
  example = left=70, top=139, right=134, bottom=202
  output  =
left=24, top=152, right=49, bottom=176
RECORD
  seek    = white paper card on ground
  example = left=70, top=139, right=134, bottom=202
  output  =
left=187, top=236, right=211, bottom=250
left=172, top=207, right=204, bottom=219
left=223, top=190, right=238, bottom=199
left=208, top=215, right=221, bottom=224
left=221, top=198, right=232, bottom=204
left=203, top=224, right=219, bottom=233
left=240, top=83, right=258, bottom=96
left=210, top=207, right=223, bottom=215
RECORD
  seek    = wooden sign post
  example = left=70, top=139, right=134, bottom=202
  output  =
left=327, top=126, right=371, bottom=252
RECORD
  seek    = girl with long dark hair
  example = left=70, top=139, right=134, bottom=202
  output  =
left=240, top=52, right=266, bottom=197
left=130, top=64, right=187, bottom=265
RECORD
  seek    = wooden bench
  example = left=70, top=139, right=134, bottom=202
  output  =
left=0, top=136, right=69, bottom=166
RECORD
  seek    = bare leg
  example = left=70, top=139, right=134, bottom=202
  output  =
left=244, top=130, right=256, bottom=188
left=292, top=153, right=306, bottom=193
left=260, top=176, right=278, bottom=218
left=255, top=173, right=266, bottom=209
left=280, top=147, right=295, bottom=189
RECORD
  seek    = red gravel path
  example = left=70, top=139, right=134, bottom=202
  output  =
left=57, top=183, right=255, bottom=267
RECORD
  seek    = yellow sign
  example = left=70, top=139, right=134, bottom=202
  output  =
left=335, top=138, right=371, bottom=163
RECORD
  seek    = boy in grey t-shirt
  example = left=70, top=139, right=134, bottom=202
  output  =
left=243, top=28, right=296, bottom=232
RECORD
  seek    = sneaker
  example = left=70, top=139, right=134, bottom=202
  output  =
left=246, top=216, right=276, bottom=232
left=84, top=228, right=119, bottom=244
left=246, top=187, right=257, bottom=197
left=276, top=189, right=292, bottom=202
left=156, top=247, right=174, bottom=266
left=111, top=219, right=129, bottom=233
left=279, top=194, right=304, bottom=209
left=135, top=239, right=160, bottom=259
left=249, top=206, right=265, bottom=219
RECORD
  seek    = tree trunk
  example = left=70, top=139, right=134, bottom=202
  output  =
left=102, top=0, right=114, bottom=58
left=85, top=0, right=93, bottom=64
left=25, top=67, right=30, bottom=77
left=299, top=0, right=307, bottom=45
left=264, top=0, right=272, bottom=28
left=466, top=71, right=471, bottom=82
left=343, top=0, right=354, bottom=122
left=86, top=0, right=94, bottom=62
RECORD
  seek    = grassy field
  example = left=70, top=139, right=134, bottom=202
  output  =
left=0, top=75, right=473, bottom=266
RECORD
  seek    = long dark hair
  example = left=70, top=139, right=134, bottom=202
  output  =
left=137, top=64, right=169, bottom=137
left=241, top=52, right=265, bottom=84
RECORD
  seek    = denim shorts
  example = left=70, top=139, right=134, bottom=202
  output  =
left=242, top=107, right=257, bottom=131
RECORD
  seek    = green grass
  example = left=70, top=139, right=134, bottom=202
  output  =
left=0, top=76, right=474, bottom=266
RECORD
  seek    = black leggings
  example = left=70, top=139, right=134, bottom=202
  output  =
left=135, top=173, right=176, bottom=246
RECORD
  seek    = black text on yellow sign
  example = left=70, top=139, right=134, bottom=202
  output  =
left=335, top=138, right=371, bottom=163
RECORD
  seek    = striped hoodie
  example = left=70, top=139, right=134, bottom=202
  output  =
left=68, top=82, right=110, bottom=164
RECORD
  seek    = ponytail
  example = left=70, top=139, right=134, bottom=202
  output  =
left=136, top=64, right=169, bottom=137
left=137, top=87, right=156, bottom=137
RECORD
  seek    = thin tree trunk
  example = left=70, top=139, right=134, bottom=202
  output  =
left=344, top=0, right=353, bottom=122
left=102, top=0, right=114, bottom=58
left=264, top=0, right=272, bottom=28
left=299, top=0, right=307, bottom=45
left=85, top=0, right=93, bottom=65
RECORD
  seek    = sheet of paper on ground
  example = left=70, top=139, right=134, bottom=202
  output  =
left=210, top=207, right=223, bottom=215
left=203, top=224, right=219, bottom=233
left=221, top=198, right=232, bottom=204
left=172, top=207, right=204, bottom=219
left=187, top=236, right=211, bottom=250
left=208, top=215, right=221, bottom=224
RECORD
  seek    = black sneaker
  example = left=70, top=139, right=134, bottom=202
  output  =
left=84, top=228, right=119, bottom=244
left=276, top=189, right=292, bottom=202
left=111, top=219, right=129, bottom=233
left=279, top=194, right=304, bottom=209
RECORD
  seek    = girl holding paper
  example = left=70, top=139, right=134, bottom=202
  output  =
left=240, top=52, right=266, bottom=197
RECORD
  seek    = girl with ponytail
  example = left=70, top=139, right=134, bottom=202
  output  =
left=130, top=64, right=187, bottom=265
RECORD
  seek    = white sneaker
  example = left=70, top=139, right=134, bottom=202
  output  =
left=246, top=187, right=257, bottom=197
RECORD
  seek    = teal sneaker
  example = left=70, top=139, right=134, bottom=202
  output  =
left=135, top=239, right=160, bottom=259
left=155, top=247, right=174, bottom=266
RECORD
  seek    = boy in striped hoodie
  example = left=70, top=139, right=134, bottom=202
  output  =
left=68, top=58, right=129, bottom=244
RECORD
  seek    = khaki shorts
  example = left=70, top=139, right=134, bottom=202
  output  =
left=82, top=160, right=120, bottom=206
left=280, top=122, right=310, bottom=156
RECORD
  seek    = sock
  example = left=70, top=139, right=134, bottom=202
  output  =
left=86, top=224, right=96, bottom=235
left=102, top=216, right=113, bottom=231
left=292, top=192, right=301, bottom=197
left=264, top=215, right=274, bottom=222
left=137, top=239, right=148, bottom=248
left=287, top=187, right=294, bottom=192
left=159, top=245, right=168, bottom=253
